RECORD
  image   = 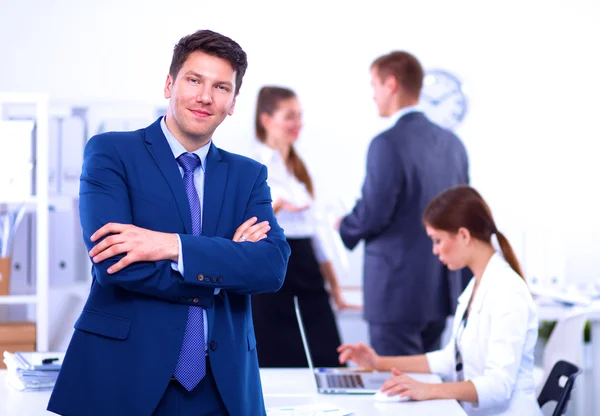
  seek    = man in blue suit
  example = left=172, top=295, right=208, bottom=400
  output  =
left=337, top=51, right=469, bottom=357
left=48, top=30, right=290, bottom=416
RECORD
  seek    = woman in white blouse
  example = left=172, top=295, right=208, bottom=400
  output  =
left=338, top=185, right=542, bottom=415
left=250, top=86, right=350, bottom=368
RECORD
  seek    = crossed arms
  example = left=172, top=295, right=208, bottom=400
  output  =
left=79, top=136, right=290, bottom=303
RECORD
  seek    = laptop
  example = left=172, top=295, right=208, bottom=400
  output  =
left=293, top=296, right=393, bottom=394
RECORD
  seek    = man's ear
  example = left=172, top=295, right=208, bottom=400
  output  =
left=228, top=96, right=237, bottom=116
left=164, top=74, right=173, bottom=99
left=384, top=75, right=399, bottom=94
left=457, top=227, right=471, bottom=245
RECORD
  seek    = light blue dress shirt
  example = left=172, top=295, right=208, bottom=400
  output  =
left=160, top=117, right=218, bottom=351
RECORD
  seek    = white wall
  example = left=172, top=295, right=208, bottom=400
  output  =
left=1, top=0, right=599, bottom=287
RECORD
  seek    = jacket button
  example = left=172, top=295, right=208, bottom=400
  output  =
left=217, top=277, right=223, bottom=284
left=197, top=274, right=204, bottom=281
left=210, top=340, right=218, bottom=351
left=210, top=276, right=217, bottom=283
left=192, top=298, right=199, bottom=303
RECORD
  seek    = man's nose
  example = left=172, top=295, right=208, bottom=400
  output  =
left=196, top=86, right=212, bottom=104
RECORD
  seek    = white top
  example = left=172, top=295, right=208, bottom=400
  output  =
left=250, top=141, right=329, bottom=263
left=426, top=253, right=543, bottom=416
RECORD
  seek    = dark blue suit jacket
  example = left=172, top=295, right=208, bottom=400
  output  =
left=340, top=112, right=469, bottom=324
left=48, top=118, right=290, bottom=416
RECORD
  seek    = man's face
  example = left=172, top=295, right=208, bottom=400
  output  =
left=164, top=51, right=237, bottom=147
left=370, top=68, right=393, bottom=117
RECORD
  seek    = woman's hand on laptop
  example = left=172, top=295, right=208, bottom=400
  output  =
left=337, top=342, right=379, bottom=370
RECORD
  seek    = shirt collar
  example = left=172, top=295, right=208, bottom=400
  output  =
left=390, top=104, right=422, bottom=123
left=466, top=252, right=508, bottom=313
left=254, top=140, right=286, bottom=167
left=160, top=116, right=209, bottom=172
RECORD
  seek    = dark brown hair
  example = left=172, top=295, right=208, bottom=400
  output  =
left=255, top=86, right=314, bottom=198
left=422, top=185, right=524, bottom=279
left=169, top=29, right=248, bottom=95
left=371, top=51, right=424, bottom=98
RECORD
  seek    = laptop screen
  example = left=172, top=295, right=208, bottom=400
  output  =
left=293, top=296, right=317, bottom=378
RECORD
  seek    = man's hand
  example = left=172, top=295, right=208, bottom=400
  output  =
left=233, top=217, right=270, bottom=242
left=89, top=223, right=179, bottom=274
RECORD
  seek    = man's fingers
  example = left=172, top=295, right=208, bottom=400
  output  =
left=92, top=243, right=128, bottom=263
left=89, top=234, right=123, bottom=258
left=245, top=224, right=270, bottom=242
left=90, top=222, right=126, bottom=242
left=107, top=255, right=133, bottom=274
left=233, top=217, right=258, bottom=240
left=235, top=221, right=269, bottom=242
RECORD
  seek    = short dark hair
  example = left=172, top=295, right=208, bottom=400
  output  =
left=371, top=51, right=424, bottom=98
left=169, top=29, right=248, bottom=95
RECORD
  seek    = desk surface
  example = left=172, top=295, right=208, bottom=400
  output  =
left=0, top=368, right=466, bottom=416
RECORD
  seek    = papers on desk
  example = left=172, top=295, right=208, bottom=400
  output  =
left=266, top=403, right=352, bottom=416
left=2, top=351, right=65, bottom=391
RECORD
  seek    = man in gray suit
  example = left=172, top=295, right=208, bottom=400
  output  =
left=337, top=51, right=469, bottom=356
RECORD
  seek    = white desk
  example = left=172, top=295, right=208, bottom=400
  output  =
left=260, top=369, right=466, bottom=415
left=0, top=369, right=466, bottom=416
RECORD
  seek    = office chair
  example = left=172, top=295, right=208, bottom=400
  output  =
left=537, top=360, right=582, bottom=416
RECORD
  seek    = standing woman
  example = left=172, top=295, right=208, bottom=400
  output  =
left=338, top=185, right=542, bottom=415
left=251, top=86, right=349, bottom=368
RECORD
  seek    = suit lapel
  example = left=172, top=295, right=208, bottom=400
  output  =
left=143, top=119, right=193, bottom=234
left=202, top=144, right=227, bottom=237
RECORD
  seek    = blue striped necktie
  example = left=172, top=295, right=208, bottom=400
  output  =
left=173, top=152, right=206, bottom=391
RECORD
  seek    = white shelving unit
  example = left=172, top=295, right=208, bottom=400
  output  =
left=0, top=93, right=50, bottom=352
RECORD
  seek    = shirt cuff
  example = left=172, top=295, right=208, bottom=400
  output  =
left=469, top=374, right=511, bottom=410
left=170, top=234, right=184, bottom=275
left=172, top=234, right=220, bottom=295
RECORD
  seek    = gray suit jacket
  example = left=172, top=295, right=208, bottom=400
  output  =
left=340, top=112, right=469, bottom=324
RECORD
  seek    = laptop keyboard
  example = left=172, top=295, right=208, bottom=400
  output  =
left=326, top=373, right=365, bottom=389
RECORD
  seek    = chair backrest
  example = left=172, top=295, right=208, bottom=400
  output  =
left=537, top=360, right=582, bottom=416
left=542, top=311, right=587, bottom=375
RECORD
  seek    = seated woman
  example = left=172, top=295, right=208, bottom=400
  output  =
left=338, top=185, right=542, bottom=415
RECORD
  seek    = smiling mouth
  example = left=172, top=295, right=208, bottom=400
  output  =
left=190, top=109, right=212, bottom=118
